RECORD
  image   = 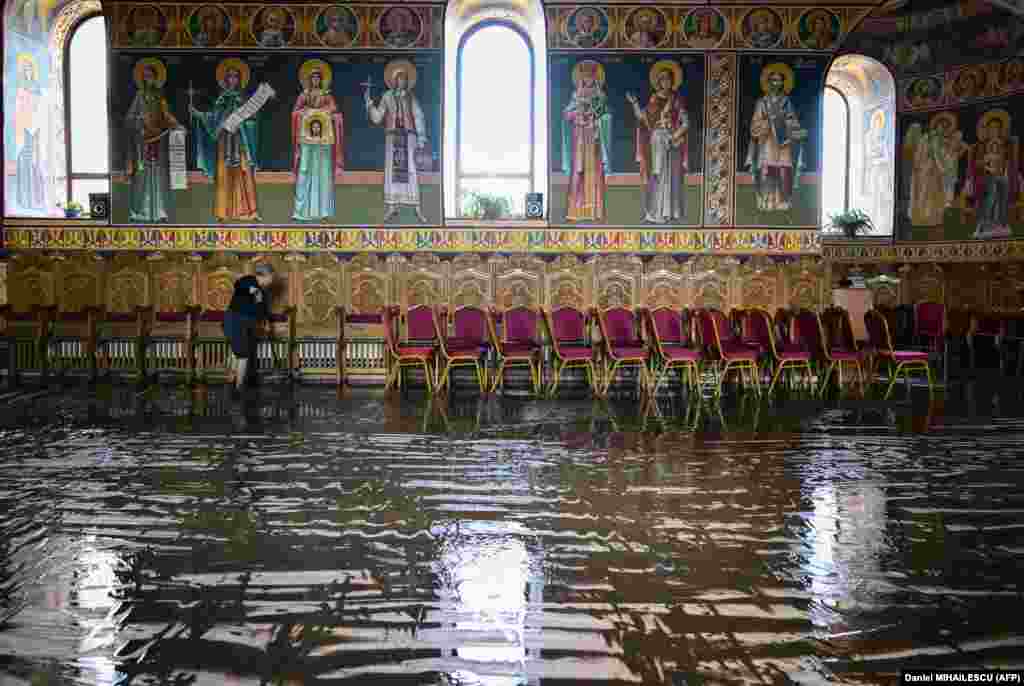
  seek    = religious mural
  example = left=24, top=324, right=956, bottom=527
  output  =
left=900, top=104, right=1024, bottom=240
left=108, top=53, right=442, bottom=225
left=736, top=55, right=829, bottom=227
left=3, top=0, right=67, bottom=218
left=549, top=54, right=704, bottom=226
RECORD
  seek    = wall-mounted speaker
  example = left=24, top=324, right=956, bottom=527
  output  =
left=89, top=193, right=110, bottom=220
left=525, top=192, right=544, bottom=219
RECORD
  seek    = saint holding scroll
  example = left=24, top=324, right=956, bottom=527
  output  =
left=191, top=58, right=273, bottom=221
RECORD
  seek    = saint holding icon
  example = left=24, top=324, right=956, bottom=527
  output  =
left=291, top=59, right=344, bottom=221
left=627, top=60, right=689, bottom=224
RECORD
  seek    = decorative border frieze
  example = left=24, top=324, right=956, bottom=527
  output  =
left=899, top=58, right=1024, bottom=113
left=1, top=226, right=821, bottom=255
left=823, top=239, right=1024, bottom=263
left=704, top=53, right=735, bottom=226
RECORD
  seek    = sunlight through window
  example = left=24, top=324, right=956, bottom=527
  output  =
left=68, top=15, right=110, bottom=209
left=821, top=86, right=848, bottom=228
left=457, top=25, right=533, bottom=218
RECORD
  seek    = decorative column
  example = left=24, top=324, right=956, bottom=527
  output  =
left=704, top=53, right=737, bottom=227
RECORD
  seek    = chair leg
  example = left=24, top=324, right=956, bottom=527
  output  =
left=884, top=363, right=904, bottom=399
left=492, top=359, right=505, bottom=393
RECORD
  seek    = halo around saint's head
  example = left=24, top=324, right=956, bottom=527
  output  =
left=650, top=60, right=683, bottom=90
left=760, top=62, right=795, bottom=95
left=216, top=57, right=250, bottom=90
left=299, top=58, right=332, bottom=89
left=871, top=109, right=886, bottom=129
left=572, top=59, right=605, bottom=88
left=928, top=111, right=957, bottom=133
left=978, top=108, right=1011, bottom=140
left=15, top=52, right=38, bottom=81
left=384, top=59, right=417, bottom=89
left=133, top=57, right=167, bottom=89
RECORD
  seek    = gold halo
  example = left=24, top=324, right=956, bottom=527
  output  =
left=216, top=57, right=250, bottom=90
left=871, top=109, right=886, bottom=129
left=649, top=60, right=683, bottom=90
left=262, top=7, right=286, bottom=25
left=15, top=52, right=38, bottom=81
left=133, top=57, right=167, bottom=89
left=760, top=62, right=795, bottom=95
left=803, top=8, right=833, bottom=26
left=978, top=108, right=1011, bottom=141
left=197, top=5, right=221, bottom=21
left=384, top=59, right=417, bottom=89
left=299, top=58, right=332, bottom=89
left=632, top=7, right=657, bottom=24
left=572, top=59, right=605, bottom=88
left=928, top=111, right=957, bottom=132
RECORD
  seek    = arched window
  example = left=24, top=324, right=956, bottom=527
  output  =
left=445, top=0, right=547, bottom=220
left=822, top=55, right=896, bottom=236
left=65, top=14, right=109, bottom=211
left=821, top=86, right=849, bottom=223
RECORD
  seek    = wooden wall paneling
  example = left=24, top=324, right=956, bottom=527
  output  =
left=346, top=253, right=388, bottom=315
left=909, top=263, right=946, bottom=306
left=493, top=255, right=545, bottom=310
left=738, top=256, right=780, bottom=311
left=149, top=253, right=199, bottom=313
left=785, top=256, right=825, bottom=311
left=398, top=253, right=448, bottom=310
left=594, top=254, right=643, bottom=309
left=545, top=254, right=591, bottom=310
left=295, top=254, right=342, bottom=334
left=642, top=255, right=685, bottom=310
left=688, top=256, right=736, bottom=311
left=449, top=254, right=492, bottom=309
left=9, top=254, right=56, bottom=311
left=56, top=253, right=104, bottom=313
left=106, top=254, right=150, bottom=314
left=201, top=253, right=244, bottom=312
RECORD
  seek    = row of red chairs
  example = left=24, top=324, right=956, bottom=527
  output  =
left=380, top=304, right=936, bottom=398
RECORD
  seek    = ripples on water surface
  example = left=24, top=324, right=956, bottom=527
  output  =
left=1, top=383, right=1023, bottom=685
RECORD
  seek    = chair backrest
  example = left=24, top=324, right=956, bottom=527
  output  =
left=549, top=306, right=587, bottom=343
left=774, top=308, right=794, bottom=346
left=864, top=309, right=893, bottom=353
left=744, top=308, right=773, bottom=349
left=503, top=306, right=539, bottom=344
left=381, top=305, right=400, bottom=355
left=649, top=307, right=683, bottom=346
left=821, top=306, right=855, bottom=351
left=729, top=309, right=745, bottom=339
left=915, top=301, right=945, bottom=340
left=709, top=309, right=734, bottom=346
left=406, top=304, right=436, bottom=341
left=894, top=304, right=916, bottom=346
left=695, top=309, right=717, bottom=353
left=452, top=306, right=487, bottom=344
left=599, top=307, right=638, bottom=347
left=793, top=310, right=823, bottom=356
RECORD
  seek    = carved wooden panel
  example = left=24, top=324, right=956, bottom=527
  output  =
left=296, top=255, right=341, bottom=330
left=909, top=264, right=945, bottom=305
left=449, top=254, right=491, bottom=309
left=151, top=256, right=197, bottom=312
left=347, top=253, right=388, bottom=315
left=494, top=255, right=545, bottom=309
left=739, top=256, right=779, bottom=310
left=989, top=264, right=1023, bottom=310
left=642, top=255, right=685, bottom=309
left=397, top=253, right=448, bottom=308
left=545, top=255, right=590, bottom=310
left=203, top=255, right=243, bottom=311
left=12, top=268, right=55, bottom=309
left=107, top=267, right=149, bottom=313
left=595, top=254, right=642, bottom=309
left=688, top=256, right=735, bottom=310
left=785, top=257, right=824, bottom=311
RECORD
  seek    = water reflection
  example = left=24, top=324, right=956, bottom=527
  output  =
left=0, top=384, right=1023, bottom=684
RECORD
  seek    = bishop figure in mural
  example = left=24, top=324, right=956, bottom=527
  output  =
left=745, top=62, right=807, bottom=212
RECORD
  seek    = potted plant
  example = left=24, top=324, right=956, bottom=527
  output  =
left=826, top=208, right=874, bottom=238
left=462, top=191, right=512, bottom=220
left=58, top=201, right=85, bottom=218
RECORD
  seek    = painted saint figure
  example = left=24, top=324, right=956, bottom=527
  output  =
left=966, top=109, right=1021, bottom=238
left=562, top=60, right=612, bottom=222
left=125, top=58, right=184, bottom=223
left=190, top=58, right=266, bottom=221
left=863, top=110, right=894, bottom=235
left=292, top=59, right=344, bottom=221
left=364, top=59, right=428, bottom=223
left=908, top=113, right=968, bottom=226
left=627, top=61, right=689, bottom=224
left=745, top=63, right=807, bottom=212
left=13, top=53, right=46, bottom=212
left=257, top=7, right=289, bottom=47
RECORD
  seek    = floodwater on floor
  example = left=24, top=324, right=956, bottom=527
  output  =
left=0, top=382, right=1023, bottom=685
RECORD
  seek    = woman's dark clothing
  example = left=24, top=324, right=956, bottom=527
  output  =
left=224, top=275, right=270, bottom=359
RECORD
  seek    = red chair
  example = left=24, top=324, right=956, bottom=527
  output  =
left=915, top=301, right=948, bottom=384
left=596, top=306, right=650, bottom=395
left=487, top=306, right=542, bottom=394
left=696, top=308, right=760, bottom=395
left=818, top=307, right=868, bottom=394
left=749, top=308, right=812, bottom=394
left=542, top=306, right=599, bottom=395
left=865, top=308, right=934, bottom=398
left=434, top=305, right=489, bottom=393
left=645, top=306, right=700, bottom=393
left=382, top=305, right=435, bottom=392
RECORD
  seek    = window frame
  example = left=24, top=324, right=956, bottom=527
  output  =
left=823, top=84, right=851, bottom=219
left=63, top=12, right=109, bottom=205
left=453, top=19, right=536, bottom=218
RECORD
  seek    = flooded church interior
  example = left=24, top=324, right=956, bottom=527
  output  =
left=2, top=0, right=1024, bottom=682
